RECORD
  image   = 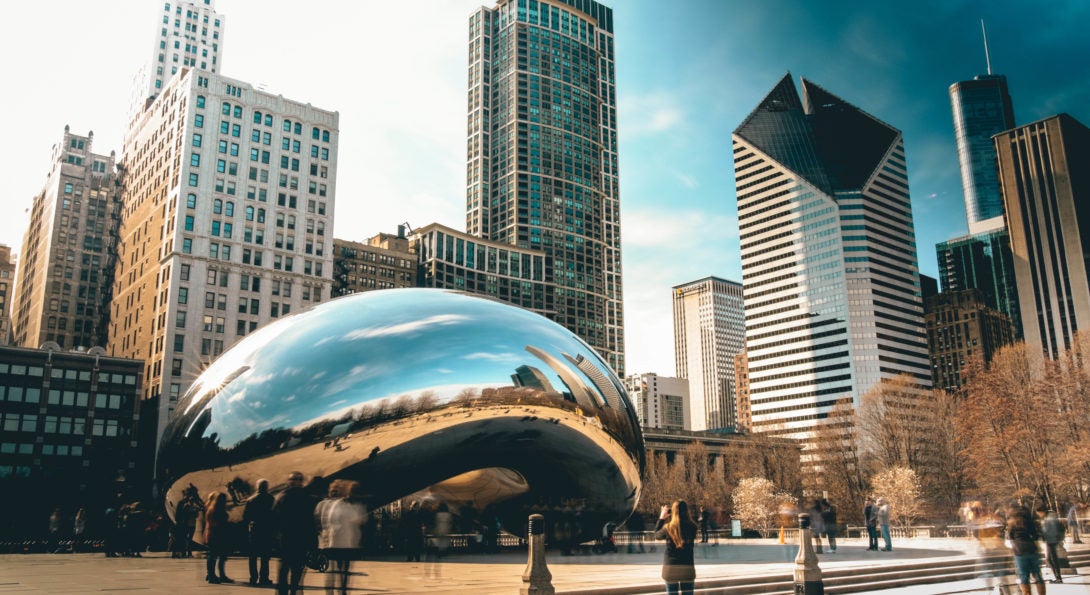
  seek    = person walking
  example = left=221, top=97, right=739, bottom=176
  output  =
left=863, top=497, right=879, bottom=551
left=876, top=497, right=892, bottom=551
left=244, top=479, right=276, bottom=586
left=1006, top=501, right=1047, bottom=595
left=72, top=507, right=87, bottom=553
left=1042, top=510, right=1066, bottom=584
left=432, top=503, right=453, bottom=560
left=654, top=500, right=698, bottom=595
left=1067, top=503, right=1083, bottom=544
left=273, top=471, right=317, bottom=595
left=203, top=491, right=233, bottom=584
left=48, top=507, right=64, bottom=553
left=315, top=480, right=367, bottom=595
left=808, top=499, right=825, bottom=554
left=821, top=499, right=838, bottom=553
left=400, top=500, right=425, bottom=562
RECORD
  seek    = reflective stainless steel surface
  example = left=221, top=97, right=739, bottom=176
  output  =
left=158, top=289, right=644, bottom=538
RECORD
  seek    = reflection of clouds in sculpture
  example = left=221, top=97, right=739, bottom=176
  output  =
left=342, top=313, right=469, bottom=340
left=158, top=289, right=643, bottom=538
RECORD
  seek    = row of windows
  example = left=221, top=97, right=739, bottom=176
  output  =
left=0, top=366, right=135, bottom=385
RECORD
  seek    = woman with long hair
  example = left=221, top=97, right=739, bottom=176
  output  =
left=204, top=491, right=233, bottom=584
left=654, top=500, right=698, bottom=594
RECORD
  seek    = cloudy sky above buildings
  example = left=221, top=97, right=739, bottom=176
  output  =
left=3, top=0, right=1089, bottom=375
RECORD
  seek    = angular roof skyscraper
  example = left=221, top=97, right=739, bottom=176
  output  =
left=733, top=74, right=930, bottom=446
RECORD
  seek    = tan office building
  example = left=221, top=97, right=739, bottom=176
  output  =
left=110, top=69, right=337, bottom=436
left=995, top=114, right=1090, bottom=359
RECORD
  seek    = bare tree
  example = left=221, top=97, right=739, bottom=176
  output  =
left=809, top=399, right=867, bottom=522
left=957, top=343, right=1067, bottom=511
left=856, top=374, right=934, bottom=476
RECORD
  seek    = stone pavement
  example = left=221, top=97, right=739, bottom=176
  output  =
left=0, top=538, right=1085, bottom=594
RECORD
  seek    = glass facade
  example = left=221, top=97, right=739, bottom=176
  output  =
left=935, top=228, right=1022, bottom=339
left=948, top=75, right=1015, bottom=226
left=467, top=0, right=623, bottom=374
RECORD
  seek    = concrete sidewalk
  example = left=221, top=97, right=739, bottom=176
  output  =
left=0, top=538, right=1085, bottom=594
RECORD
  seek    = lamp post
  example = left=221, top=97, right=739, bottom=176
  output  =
left=794, top=512, right=823, bottom=595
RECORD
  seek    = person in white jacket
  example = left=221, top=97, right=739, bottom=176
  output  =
left=315, top=480, right=367, bottom=595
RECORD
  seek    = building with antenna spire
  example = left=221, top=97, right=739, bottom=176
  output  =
left=937, top=20, right=1022, bottom=338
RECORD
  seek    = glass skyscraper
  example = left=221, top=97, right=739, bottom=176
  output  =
left=949, top=75, right=1015, bottom=229
left=940, top=69, right=1021, bottom=339
left=733, top=75, right=930, bottom=442
left=935, top=229, right=1022, bottom=338
left=467, top=0, right=623, bottom=374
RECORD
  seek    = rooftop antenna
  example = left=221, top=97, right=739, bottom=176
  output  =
left=980, top=19, right=993, bottom=75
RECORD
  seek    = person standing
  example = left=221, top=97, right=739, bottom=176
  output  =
left=863, top=498, right=879, bottom=551
left=72, top=507, right=87, bottom=553
left=244, top=479, right=275, bottom=586
left=1067, top=503, right=1083, bottom=544
left=821, top=499, right=838, bottom=554
left=697, top=506, right=709, bottom=543
left=876, top=497, right=892, bottom=551
left=400, top=501, right=425, bottom=562
left=432, top=503, right=453, bottom=560
left=808, top=499, right=825, bottom=554
left=203, top=492, right=233, bottom=584
left=1006, top=501, right=1047, bottom=594
left=274, top=471, right=316, bottom=595
left=654, top=500, right=698, bottom=595
left=48, top=507, right=64, bottom=553
left=1041, top=510, right=1066, bottom=584
left=315, top=480, right=367, bottom=595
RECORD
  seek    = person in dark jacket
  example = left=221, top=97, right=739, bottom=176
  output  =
left=244, top=479, right=276, bottom=586
left=863, top=497, right=878, bottom=551
left=273, top=471, right=317, bottom=595
left=821, top=499, right=838, bottom=553
left=1041, top=510, right=1066, bottom=584
left=1006, top=501, right=1046, bottom=595
left=654, top=500, right=698, bottom=595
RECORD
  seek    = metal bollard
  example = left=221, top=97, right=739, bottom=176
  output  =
left=794, top=513, right=823, bottom=595
left=521, top=514, right=555, bottom=595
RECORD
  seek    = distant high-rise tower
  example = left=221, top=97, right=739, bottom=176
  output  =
left=995, top=114, right=1090, bottom=359
left=924, top=288, right=1015, bottom=391
left=732, top=74, right=930, bottom=441
left=0, top=245, right=15, bottom=345
left=11, top=127, right=121, bottom=351
left=624, top=372, right=689, bottom=430
left=672, top=276, right=745, bottom=431
left=940, top=24, right=1022, bottom=337
left=948, top=23, right=1015, bottom=231
left=132, top=0, right=225, bottom=117
left=936, top=229, right=1022, bottom=338
left=466, top=0, right=623, bottom=374
left=110, top=69, right=338, bottom=437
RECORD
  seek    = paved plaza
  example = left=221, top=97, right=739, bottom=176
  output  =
left=0, top=538, right=1086, bottom=594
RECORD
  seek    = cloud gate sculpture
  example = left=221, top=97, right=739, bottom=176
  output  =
left=158, top=289, right=644, bottom=540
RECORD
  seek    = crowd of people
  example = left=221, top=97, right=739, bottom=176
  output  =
left=34, top=484, right=1089, bottom=595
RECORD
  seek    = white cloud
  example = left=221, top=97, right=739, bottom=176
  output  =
left=619, top=92, right=684, bottom=137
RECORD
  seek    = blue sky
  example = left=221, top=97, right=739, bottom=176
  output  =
left=2, top=0, right=1088, bottom=376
